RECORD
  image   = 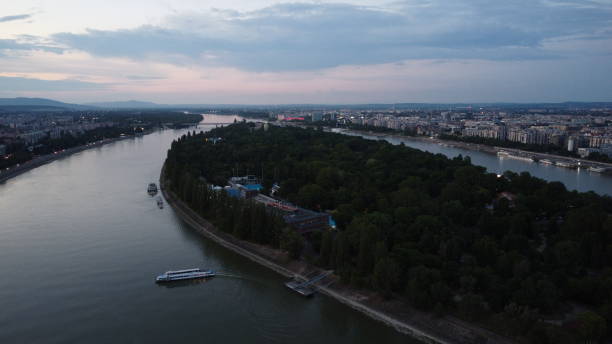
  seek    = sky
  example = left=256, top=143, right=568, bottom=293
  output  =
left=0, top=0, right=611, bottom=104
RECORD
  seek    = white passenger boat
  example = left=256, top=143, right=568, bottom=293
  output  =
left=155, top=268, right=215, bottom=283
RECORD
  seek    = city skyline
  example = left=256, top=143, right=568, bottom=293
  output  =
left=1, top=0, right=612, bottom=104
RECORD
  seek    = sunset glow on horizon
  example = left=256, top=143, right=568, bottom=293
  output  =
left=1, top=0, right=612, bottom=104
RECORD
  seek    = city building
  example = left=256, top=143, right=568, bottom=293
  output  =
left=228, top=175, right=263, bottom=199
left=283, top=208, right=331, bottom=234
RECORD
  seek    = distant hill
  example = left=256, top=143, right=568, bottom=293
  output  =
left=2, top=97, right=611, bottom=112
left=84, top=100, right=163, bottom=109
left=0, top=97, right=91, bottom=111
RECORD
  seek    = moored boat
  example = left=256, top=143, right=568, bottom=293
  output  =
left=497, top=151, right=533, bottom=162
left=155, top=268, right=215, bottom=283
left=496, top=151, right=510, bottom=157
left=556, top=161, right=577, bottom=169
left=589, top=166, right=608, bottom=173
left=157, top=197, right=164, bottom=209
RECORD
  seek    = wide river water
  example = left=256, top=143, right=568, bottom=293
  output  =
left=0, top=115, right=414, bottom=344
left=2, top=116, right=611, bottom=344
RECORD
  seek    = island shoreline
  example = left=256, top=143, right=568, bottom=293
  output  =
left=160, top=164, right=515, bottom=344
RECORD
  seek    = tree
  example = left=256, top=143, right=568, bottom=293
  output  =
left=405, top=265, right=441, bottom=310
left=356, top=222, right=379, bottom=275
left=373, top=257, right=400, bottom=298
left=572, top=311, right=607, bottom=343
left=459, top=294, right=488, bottom=321
left=280, top=228, right=304, bottom=259
left=297, top=184, right=326, bottom=210
left=319, top=231, right=333, bottom=267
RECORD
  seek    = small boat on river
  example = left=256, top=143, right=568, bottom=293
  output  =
left=147, top=183, right=158, bottom=195
left=155, top=268, right=215, bottom=283
left=156, top=197, right=164, bottom=209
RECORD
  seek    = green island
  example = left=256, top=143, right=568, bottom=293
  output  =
left=164, top=122, right=612, bottom=343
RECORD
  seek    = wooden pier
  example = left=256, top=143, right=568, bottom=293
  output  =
left=285, top=271, right=333, bottom=297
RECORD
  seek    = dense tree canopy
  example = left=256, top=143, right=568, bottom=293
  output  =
left=166, top=123, right=612, bottom=343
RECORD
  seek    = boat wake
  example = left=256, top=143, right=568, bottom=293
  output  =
left=213, top=270, right=249, bottom=280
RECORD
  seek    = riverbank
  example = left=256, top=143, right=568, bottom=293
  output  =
left=341, top=128, right=612, bottom=171
left=0, top=131, right=153, bottom=184
left=160, top=166, right=515, bottom=344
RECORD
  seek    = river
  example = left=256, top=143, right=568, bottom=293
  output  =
left=0, top=115, right=413, bottom=344
left=341, top=130, right=612, bottom=196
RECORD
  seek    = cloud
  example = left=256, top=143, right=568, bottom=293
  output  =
left=31, top=1, right=612, bottom=72
left=0, top=14, right=32, bottom=23
left=0, top=37, right=63, bottom=55
left=125, top=75, right=166, bottom=80
left=0, top=76, right=108, bottom=91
